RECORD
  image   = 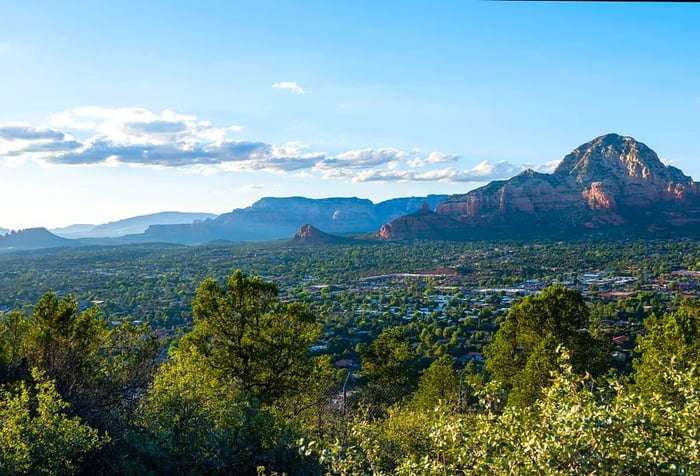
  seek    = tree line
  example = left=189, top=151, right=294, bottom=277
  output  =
left=2, top=271, right=700, bottom=474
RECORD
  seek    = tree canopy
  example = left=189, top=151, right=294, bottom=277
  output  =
left=484, top=286, right=611, bottom=406
left=634, top=301, right=700, bottom=400
left=188, top=270, right=322, bottom=404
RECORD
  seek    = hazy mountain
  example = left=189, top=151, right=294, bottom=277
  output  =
left=379, top=134, right=700, bottom=240
left=0, top=228, right=78, bottom=251
left=52, top=212, right=217, bottom=238
left=51, top=224, right=97, bottom=237
left=142, top=195, right=448, bottom=244
left=0, top=227, right=9, bottom=236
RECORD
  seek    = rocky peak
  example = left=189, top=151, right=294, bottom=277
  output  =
left=293, top=224, right=324, bottom=241
left=406, top=133, right=700, bottom=239
left=553, top=133, right=670, bottom=185
left=290, top=224, right=350, bottom=245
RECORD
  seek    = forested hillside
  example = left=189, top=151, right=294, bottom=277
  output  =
left=2, top=239, right=700, bottom=474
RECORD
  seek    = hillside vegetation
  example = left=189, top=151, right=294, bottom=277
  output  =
left=1, top=238, right=700, bottom=474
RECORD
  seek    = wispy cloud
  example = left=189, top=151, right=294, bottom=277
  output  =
left=0, top=106, right=555, bottom=186
left=349, top=160, right=525, bottom=183
left=0, top=124, right=65, bottom=141
left=234, top=184, right=266, bottom=192
left=316, top=148, right=408, bottom=172
left=408, top=152, right=460, bottom=168
left=273, top=82, right=306, bottom=94
left=533, top=159, right=561, bottom=174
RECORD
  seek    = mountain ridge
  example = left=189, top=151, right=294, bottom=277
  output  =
left=380, top=134, right=700, bottom=240
left=2, top=134, right=699, bottom=249
left=52, top=211, right=217, bottom=238
left=0, top=228, right=78, bottom=251
left=142, top=195, right=449, bottom=243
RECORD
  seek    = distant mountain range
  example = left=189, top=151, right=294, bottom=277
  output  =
left=0, top=228, right=78, bottom=251
left=0, top=227, right=8, bottom=236
left=139, top=195, right=448, bottom=244
left=1, top=133, right=699, bottom=251
left=50, top=212, right=217, bottom=238
left=0, top=195, right=447, bottom=251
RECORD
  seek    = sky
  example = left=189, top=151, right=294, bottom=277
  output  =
left=1, top=1, right=699, bottom=229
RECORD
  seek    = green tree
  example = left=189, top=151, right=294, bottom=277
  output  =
left=130, top=347, right=313, bottom=475
left=634, top=301, right=700, bottom=400
left=0, top=310, right=29, bottom=383
left=2, top=292, right=161, bottom=459
left=0, top=369, right=106, bottom=475
left=360, top=327, right=419, bottom=409
left=188, top=270, right=323, bottom=405
left=321, top=353, right=700, bottom=475
left=23, top=292, right=106, bottom=404
left=410, top=356, right=459, bottom=412
left=81, top=322, right=161, bottom=434
left=484, top=286, right=610, bottom=407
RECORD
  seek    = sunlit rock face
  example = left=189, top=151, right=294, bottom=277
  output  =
left=377, top=205, right=466, bottom=240
left=554, top=133, right=699, bottom=210
left=380, top=134, right=700, bottom=240
left=290, top=224, right=353, bottom=245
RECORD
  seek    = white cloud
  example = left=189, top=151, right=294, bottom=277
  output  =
left=533, top=159, right=561, bottom=174
left=315, top=147, right=408, bottom=174
left=1, top=106, right=559, bottom=187
left=0, top=123, right=65, bottom=141
left=352, top=169, right=413, bottom=183
left=273, top=82, right=306, bottom=94
left=408, top=151, right=460, bottom=168
left=234, top=184, right=266, bottom=192
left=427, top=151, right=460, bottom=163
left=349, top=160, right=526, bottom=184
left=660, top=157, right=688, bottom=170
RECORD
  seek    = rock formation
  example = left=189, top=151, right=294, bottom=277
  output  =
left=380, top=134, right=700, bottom=239
left=290, top=224, right=355, bottom=245
left=144, top=195, right=448, bottom=243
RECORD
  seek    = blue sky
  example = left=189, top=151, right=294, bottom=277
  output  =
left=1, top=1, right=698, bottom=229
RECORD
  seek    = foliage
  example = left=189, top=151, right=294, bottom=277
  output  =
left=321, top=354, right=700, bottom=475
left=1, top=239, right=700, bottom=473
left=129, top=343, right=316, bottom=475
left=485, top=285, right=611, bottom=406
left=0, top=310, right=28, bottom=383
left=314, top=405, right=437, bottom=475
left=634, top=300, right=700, bottom=400
left=0, top=292, right=161, bottom=472
left=189, top=270, right=322, bottom=405
left=23, top=291, right=106, bottom=398
left=0, top=369, right=106, bottom=475
left=410, top=355, right=460, bottom=412
left=359, top=327, right=419, bottom=409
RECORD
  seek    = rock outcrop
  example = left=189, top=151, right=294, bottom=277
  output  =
left=381, top=134, right=700, bottom=240
left=378, top=203, right=466, bottom=240
left=290, top=224, right=354, bottom=245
